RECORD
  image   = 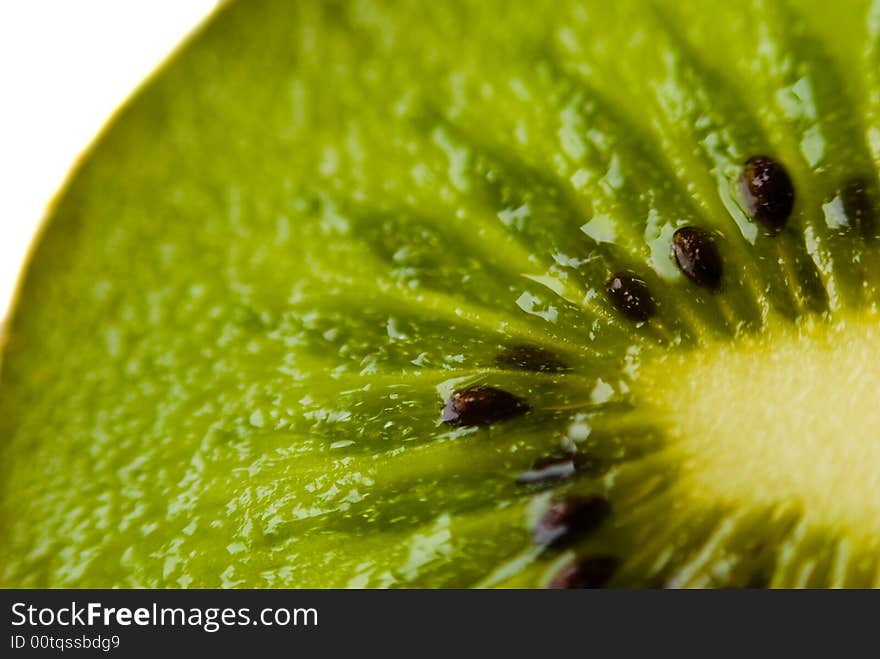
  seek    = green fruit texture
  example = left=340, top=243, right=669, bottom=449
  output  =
left=2, top=0, right=880, bottom=587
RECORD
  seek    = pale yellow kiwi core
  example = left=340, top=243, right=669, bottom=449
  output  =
left=638, top=313, right=880, bottom=540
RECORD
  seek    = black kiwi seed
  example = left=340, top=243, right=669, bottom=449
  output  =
left=440, top=385, right=528, bottom=427
left=740, top=155, right=795, bottom=232
left=517, top=456, right=577, bottom=485
left=494, top=344, right=568, bottom=373
left=605, top=273, right=655, bottom=322
left=515, top=452, right=599, bottom=487
left=841, top=178, right=876, bottom=238
left=672, top=226, right=723, bottom=290
left=532, top=495, right=611, bottom=548
left=546, top=555, right=619, bottom=589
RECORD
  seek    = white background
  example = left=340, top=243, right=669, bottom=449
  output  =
left=0, top=1, right=216, bottom=318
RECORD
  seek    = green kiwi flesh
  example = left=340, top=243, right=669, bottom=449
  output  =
left=2, top=0, right=880, bottom=587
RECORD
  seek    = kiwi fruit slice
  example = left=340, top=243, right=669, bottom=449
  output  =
left=2, top=0, right=880, bottom=588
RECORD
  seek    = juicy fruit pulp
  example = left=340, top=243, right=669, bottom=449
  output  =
left=2, top=0, right=880, bottom=588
